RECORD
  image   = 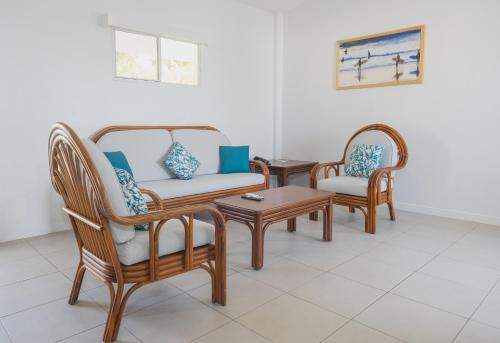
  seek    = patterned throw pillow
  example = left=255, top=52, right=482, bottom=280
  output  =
left=113, top=167, right=149, bottom=231
left=164, top=142, right=200, bottom=180
left=345, top=144, right=384, bottom=178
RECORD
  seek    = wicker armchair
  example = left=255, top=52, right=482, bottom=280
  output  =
left=48, top=123, right=226, bottom=342
left=310, top=124, right=408, bottom=234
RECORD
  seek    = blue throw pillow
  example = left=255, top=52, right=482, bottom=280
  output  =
left=113, top=167, right=148, bottom=231
left=164, top=142, right=200, bottom=180
left=345, top=144, right=384, bottom=178
left=104, top=151, right=134, bottom=177
left=220, top=145, right=250, bottom=174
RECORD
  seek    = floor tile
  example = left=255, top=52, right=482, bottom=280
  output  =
left=87, top=279, right=182, bottom=314
left=0, top=255, right=57, bottom=287
left=472, top=283, right=500, bottom=328
left=284, top=244, right=361, bottom=271
left=391, top=272, right=487, bottom=317
left=0, top=272, right=72, bottom=317
left=0, top=325, right=10, bottom=343
left=58, top=325, right=139, bottom=343
left=0, top=240, right=39, bottom=264
left=166, top=268, right=236, bottom=292
left=454, top=320, right=500, bottom=343
left=387, top=232, right=453, bottom=254
left=27, top=231, right=76, bottom=255
left=420, top=256, right=500, bottom=291
left=1, top=294, right=106, bottom=343
left=226, top=222, right=251, bottom=243
left=362, top=243, right=434, bottom=271
left=240, top=257, right=322, bottom=292
left=44, top=248, right=80, bottom=270
left=405, top=222, right=472, bottom=242
left=227, top=241, right=279, bottom=271
left=237, top=294, right=347, bottom=343
left=191, top=321, right=270, bottom=343
left=323, top=321, right=403, bottom=343
left=60, top=267, right=103, bottom=291
left=331, top=255, right=412, bottom=291
left=189, top=273, right=282, bottom=318
left=442, top=243, right=500, bottom=270
left=356, top=294, right=466, bottom=343
left=291, top=273, right=384, bottom=318
left=123, top=293, right=229, bottom=343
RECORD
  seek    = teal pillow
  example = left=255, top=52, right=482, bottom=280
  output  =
left=104, top=151, right=134, bottom=177
left=345, top=144, right=384, bottom=178
left=220, top=145, right=250, bottom=174
left=113, top=167, right=148, bottom=231
left=164, top=142, right=200, bottom=180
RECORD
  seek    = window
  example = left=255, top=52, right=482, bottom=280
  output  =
left=114, top=30, right=199, bottom=86
left=115, top=31, right=158, bottom=81
left=161, top=38, right=199, bottom=86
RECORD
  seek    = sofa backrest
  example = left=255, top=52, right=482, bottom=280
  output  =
left=95, top=129, right=174, bottom=182
left=170, top=129, right=231, bottom=176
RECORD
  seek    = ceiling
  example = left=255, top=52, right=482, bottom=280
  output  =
left=234, top=0, right=307, bottom=12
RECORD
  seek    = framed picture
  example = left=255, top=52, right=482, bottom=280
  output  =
left=336, top=25, right=425, bottom=90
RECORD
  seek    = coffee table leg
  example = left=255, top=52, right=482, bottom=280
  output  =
left=323, top=204, right=333, bottom=241
left=287, top=218, right=296, bottom=232
left=252, top=215, right=265, bottom=270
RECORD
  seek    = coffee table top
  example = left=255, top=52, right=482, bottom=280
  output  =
left=213, top=186, right=333, bottom=214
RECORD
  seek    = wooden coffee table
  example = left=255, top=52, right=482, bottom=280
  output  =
left=214, top=186, right=334, bottom=270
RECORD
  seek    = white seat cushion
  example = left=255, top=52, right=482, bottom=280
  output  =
left=138, top=173, right=265, bottom=199
left=171, top=129, right=231, bottom=176
left=317, top=176, right=387, bottom=197
left=95, top=129, right=174, bottom=182
left=116, top=218, right=214, bottom=265
left=81, top=139, right=135, bottom=244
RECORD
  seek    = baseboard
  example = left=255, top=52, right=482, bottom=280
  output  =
left=395, top=201, right=500, bottom=227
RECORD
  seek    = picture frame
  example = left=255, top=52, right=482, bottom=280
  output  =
left=336, top=25, right=425, bottom=90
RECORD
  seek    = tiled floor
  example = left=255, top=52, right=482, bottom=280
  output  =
left=1, top=208, right=500, bottom=342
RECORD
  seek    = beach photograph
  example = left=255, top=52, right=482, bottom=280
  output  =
left=336, top=25, right=425, bottom=89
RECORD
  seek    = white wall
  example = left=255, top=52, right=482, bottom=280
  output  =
left=281, top=0, right=500, bottom=224
left=0, top=0, right=275, bottom=241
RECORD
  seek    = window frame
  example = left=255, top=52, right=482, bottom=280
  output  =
left=113, top=28, right=201, bottom=86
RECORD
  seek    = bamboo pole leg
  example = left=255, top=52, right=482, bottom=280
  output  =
left=68, top=264, right=86, bottom=305
left=349, top=206, right=355, bottom=213
left=309, top=211, right=319, bottom=221
left=366, top=205, right=377, bottom=234
left=387, top=201, right=396, bottom=221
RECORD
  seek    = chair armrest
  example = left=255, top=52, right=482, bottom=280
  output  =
left=249, top=160, right=270, bottom=189
left=367, top=165, right=404, bottom=201
left=140, top=188, right=163, bottom=210
left=310, top=161, right=344, bottom=189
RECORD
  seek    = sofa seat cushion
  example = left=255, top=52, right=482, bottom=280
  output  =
left=138, top=173, right=265, bottom=199
left=116, top=218, right=214, bottom=265
left=317, top=176, right=387, bottom=197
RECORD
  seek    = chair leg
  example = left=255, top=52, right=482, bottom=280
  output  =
left=110, top=284, right=142, bottom=341
left=68, top=264, right=85, bottom=305
left=366, top=205, right=377, bottom=234
left=349, top=206, right=355, bottom=213
left=103, top=282, right=123, bottom=343
left=387, top=201, right=396, bottom=221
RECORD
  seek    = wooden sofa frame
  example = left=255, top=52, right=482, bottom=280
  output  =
left=90, top=125, right=270, bottom=210
left=49, top=123, right=227, bottom=342
left=310, top=124, right=408, bottom=234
